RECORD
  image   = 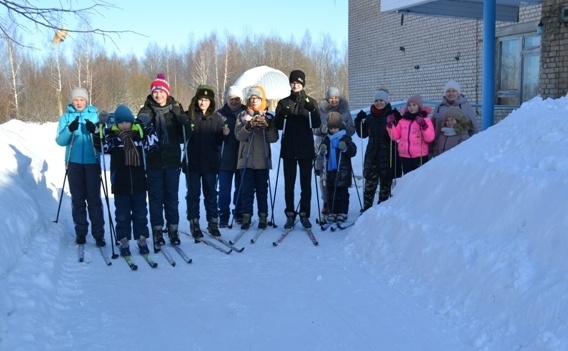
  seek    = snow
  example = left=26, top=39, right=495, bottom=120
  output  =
left=1, top=95, right=567, bottom=351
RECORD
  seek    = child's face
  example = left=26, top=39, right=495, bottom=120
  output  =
left=72, top=97, right=87, bottom=111
left=329, top=127, right=339, bottom=134
left=407, top=102, right=420, bottom=114
left=445, top=117, right=457, bottom=128
left=118, top=121, right=131, bottom=131
left=373, top=99, right=387, bottom=109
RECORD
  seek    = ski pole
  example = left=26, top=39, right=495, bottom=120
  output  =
left=229, top=130, right=254, bottom=229
left=261, top=128, right=277, bottom=228
left=54, top=133, right=74, bottom=223
left=97, top=126, right=118, bottom=259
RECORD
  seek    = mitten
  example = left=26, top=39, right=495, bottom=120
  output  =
left=338, top=141, right=347, bottom=151
left=415, top=116, right=428, bottom=130
left=386, top=115, right=395, bottom=128
left=137, top=113, right=151, bottom=127
left=178, top=113, right=190, bottom=126
left=319, top=143, right=328, bottom=155
left=393, top=109, right=402, bottom=121
left=304, top=98, right=316, bottom=112
left=85, top=120, right=96, bottom=134
left=419, top=110, right=428, bottom=118
left=68, top=116, right=79, bottom=132
left=355, top=110, right=366, bottom=123
left=256, top=116, right=269, bottom=129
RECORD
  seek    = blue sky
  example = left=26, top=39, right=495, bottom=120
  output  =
left=22, top=0, right=348, bottom=57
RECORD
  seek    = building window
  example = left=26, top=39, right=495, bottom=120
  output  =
left=497, top=34, right=541, bottom=105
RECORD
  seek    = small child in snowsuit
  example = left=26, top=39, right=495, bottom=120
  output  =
left=387, top=95, right=435, bottom=174
left=101, top=104, right=159, bottom=256
left=317, top=112, right=357, bottom=222
left=433, top=107, right=470, bottom=156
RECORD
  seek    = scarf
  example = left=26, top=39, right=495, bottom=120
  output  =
left=152, top=105, right=172, bottom=146
left=119, top=130, right=140, bottom=167
left=327, top=130, right=346, bottom=172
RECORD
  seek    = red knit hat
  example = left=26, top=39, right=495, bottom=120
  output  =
left=150, top=73, right=171, bottom=96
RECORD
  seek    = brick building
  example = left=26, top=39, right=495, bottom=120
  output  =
left=348, top=0, right=568, bottom=125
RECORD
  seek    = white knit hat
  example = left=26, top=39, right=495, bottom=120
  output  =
left=226, top=85, right=243, bottom=101
left=325, top=87, right=341, bottom=100
left=70, top=87, right=89, bottom=103
left=444, top=80, right=461, bottom=95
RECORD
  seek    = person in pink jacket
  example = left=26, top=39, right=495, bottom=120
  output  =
left=387, top=94, right=435, bottom=174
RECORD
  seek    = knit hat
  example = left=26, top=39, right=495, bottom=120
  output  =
left=246, top=85, right=267, bottom=112
left=226, top=85, right=243, bottom=101
left=195, top=85, right=215, bottom=100
left=150, top=73, right=171, bottom=96
left=327, top=112, right=343, bottom=130
left=325, top=87, right=341, bottom=100
left=69, top=87, right=89, bottom=103
left=114, top=104, right=135, bottom=124
left=444, top=80, right=461, bottom=95
left=406, top=94, right=423, bottom=110
left=373, top=90, right=389, bottom=102
left=289, top=69, right=306, bottom=86
left=443, top=107, right=464, bottom=121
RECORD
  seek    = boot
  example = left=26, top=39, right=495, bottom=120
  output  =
left=76, top=235, right=86, bottom=245
left=207, top=218, right=221, bottom=237
left=94, top=236, right=106, bottom=247
left=284, top=212, right=296, bottom=230
left=299, top=212, right=312, bottom=229
left=258, top=213, right=268, bottom=229
left=119, top=238, right=131, bottom=257
left=153, top=226, right=165, bottom=246
left=241, top=214, right=251, bottom=230
left=138, top=236, right=150, bottom=255
left=168, top=224, right=180, bottom=245
left=218, top=212, right=229, bottom=228
left=190, top=219, right=203, bottom=240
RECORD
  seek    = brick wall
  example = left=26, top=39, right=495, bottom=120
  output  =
left=539, top=0, right=568, bottom=98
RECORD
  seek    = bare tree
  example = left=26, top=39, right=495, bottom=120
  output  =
left=1, top=24, right=24, bottom=120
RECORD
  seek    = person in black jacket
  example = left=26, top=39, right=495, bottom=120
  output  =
left=273, top=70, right=321, bottom=229
left=316, top=112, right=357, bottom=222
left=184, top=85, right=230, bottom=239
left=137, top=73, right=189, bottom=249
left=101, top=104, right=159, bottom=256
left=354, top=90, right=401, bottom=212
left=216, top=86, right=246, bottom=227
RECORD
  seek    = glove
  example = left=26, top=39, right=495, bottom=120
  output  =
left=255, top=116, right=269, bottom=129
left=338, top=141, right=346, bottom=151
left=304, top=98, right=316, bottom=112
left=320, top=124, right=328, bottom=134
left=137, top=113, right=151, bottom=127
left=415, top=116, right=428, bottom=130
left=178, top=113, right=190, bottom=126
left=85, top=120, right=96, bottom=134
left=99, top=111, right=109, bottom=125
left=222, top=124, right=230, bottom=136
left=355, top=110, right=366, bottom=123
left=393, top=109, right=402, bottom=121
left=319, top=143, right=327, bottom=155
left=68, top=116, right=79, bottom=132
left=386, top=115, right=395, bottom=128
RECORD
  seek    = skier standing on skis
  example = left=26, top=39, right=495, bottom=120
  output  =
left=234, top=85, right=279, bottom=231
left=273, top=70, right=321, bottom=230
left=316, top=112, right=357, bottom=222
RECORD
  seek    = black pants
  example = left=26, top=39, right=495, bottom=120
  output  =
left=283, top=158, right=312, bottom=217
left=67, top=162, right=104, bottom=239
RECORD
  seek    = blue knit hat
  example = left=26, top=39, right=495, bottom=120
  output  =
left=114, top=104, right=134, bottom=124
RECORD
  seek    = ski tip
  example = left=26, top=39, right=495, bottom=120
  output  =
left=250, top=239, right=255, bottom=244
left=131, top=265, right=138, bottom=271
left=152, top=263, right=158, bottom=268
left=236, top=247, right=245, bottom=253
left=227, top=249, right=233, bottom=254
left=107, top=261, right=112, bottom=266
left=187, top=259, right=193, bottom=264
left=272, top=242, right=278, bottom=247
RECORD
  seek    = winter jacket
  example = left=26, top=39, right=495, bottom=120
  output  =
left=317, top=130, right=357, bottom=188
left=184, top=109, right=226, bottom=174
left=432, top=94, right=478, bottom=137
left=433, top=115, right=471, bottom=156
left=354, top=104, right=400, bottom=179
left=235, top=110, right=279, bottom=170
left=274, top=89, right=321, bottom=160
left=216, top=103, right=245, bottom=171
left=55, top=104, right=100, bottom=164
left=314, top=98, right=354, bottom=138
left=101, top=123, right=159, bottom=195
left=137, top=95, right=187, bottom=169
left=388, top=107, right=435, bottom=159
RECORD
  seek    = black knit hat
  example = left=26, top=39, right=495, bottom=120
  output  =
left=289, top=70, right=306, bottom=86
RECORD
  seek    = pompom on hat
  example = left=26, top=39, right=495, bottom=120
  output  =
left=70, top=87, right=89, bottom=103
left=373, top=90, right=389, bottom=102
left=325, top=87, right=341, bottom=100
left=406, top=94, right=424, bottom=110
left=114, top=104, right=135, bottom=124
left=444, top=80, right=461, bottom=95
left=150, top=73, right=171, bottom=96
left=289, top=69, right=306, bottom=86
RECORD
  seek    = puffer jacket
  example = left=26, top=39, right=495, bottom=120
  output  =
left=388, top=107, right=435, bottom=158
left=184, top=109, right=226, bottom=173
left=137, top=95, right=186, bottom=169
left=55, top=104, right=100, bottom=164
left=432, top=94, right=478, bottom=136
left=318, top=130, right=357, bottom=188
left=234, top=110, right=279, bottom=170
left=216, top=103, right=246, bottom=171
left=274, top=89, right=321, bottom=160
left=314, top=98, right=354, bottom=137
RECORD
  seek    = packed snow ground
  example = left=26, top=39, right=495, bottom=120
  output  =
left=1, top=96, right=567, bottom=351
